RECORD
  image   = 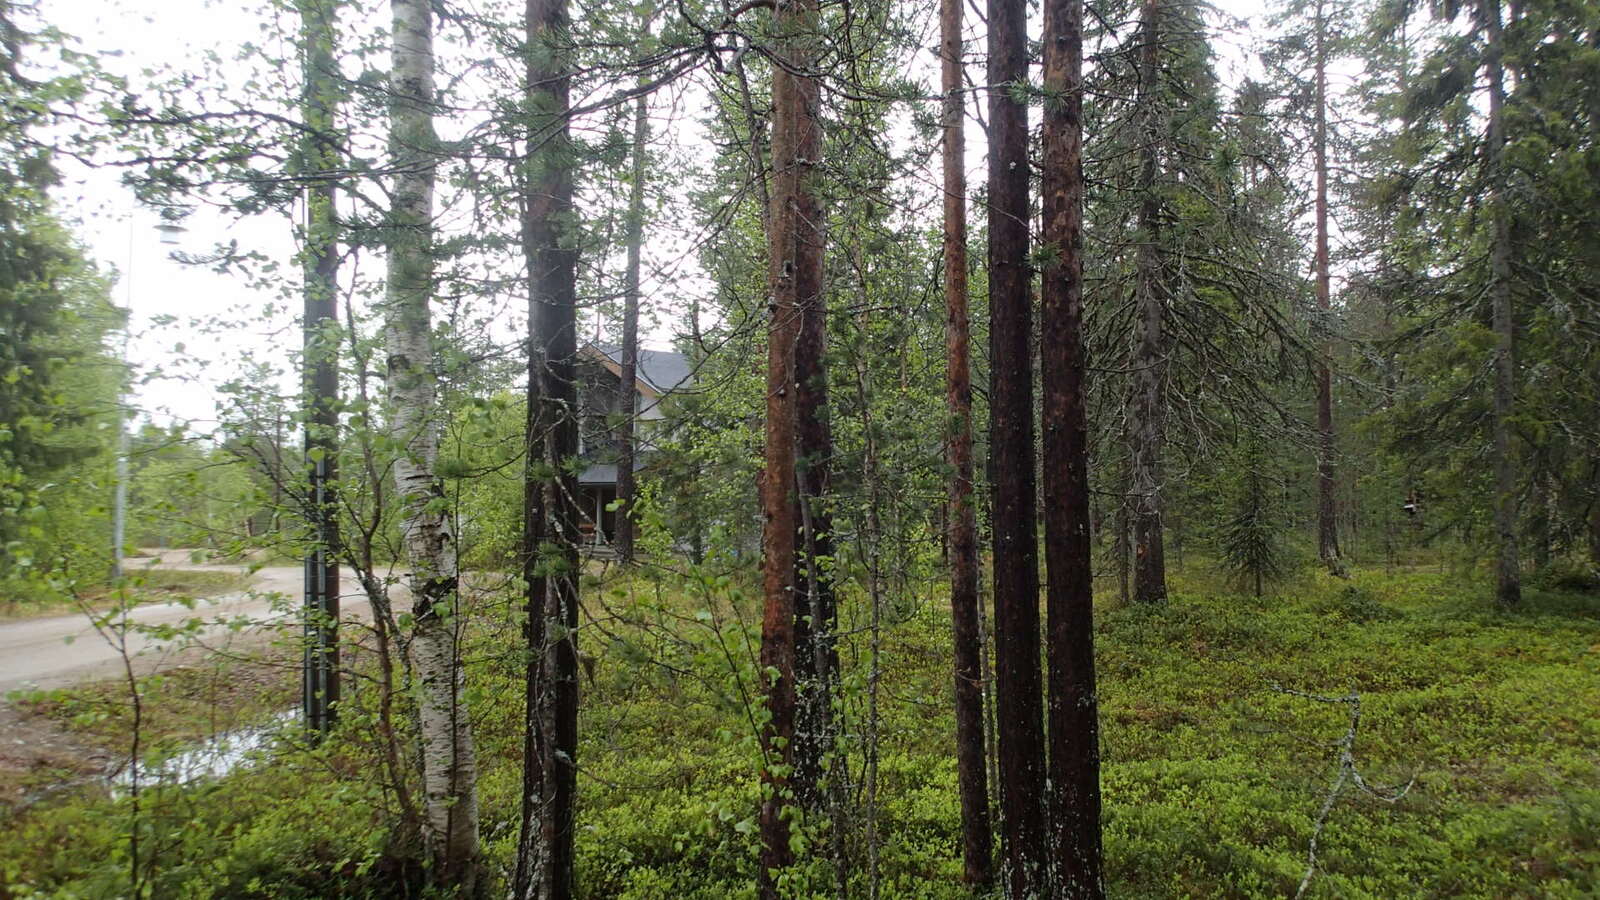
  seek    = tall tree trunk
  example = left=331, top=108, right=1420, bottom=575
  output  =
left=385, top=0, right=479, bottom=887
left=1313, top=0, right=1342, bottom=570
left=614, top=93, right=647, bottom=565
left=940, top=0, right=992, bottom=884
left=1485, top=0, right=1520, bottom=607
left=1115, top=451, right=1131, bottom=604
left=514, top=310, right=550, bottom=900
left=1589, top=455, right=1600, bottom=571
left=514, top=0, right=582, bottom=894
left=759, top=0, right=820, bottom=889
left=791, top=137, right=836, bottom=813
left=791, top=384, right=837, bottom=807
left=788, top=2, right=834, bottom=803
left=298, top=0, right=341, bottom=740
left=988, top=0, right=1048, bottom=887
left=1041, top=0, right=1106, bottom=890
left=1129, top=0, right=1169, bottom=605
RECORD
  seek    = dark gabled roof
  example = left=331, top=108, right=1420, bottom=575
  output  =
left=587, top=343, right=693, bottom=395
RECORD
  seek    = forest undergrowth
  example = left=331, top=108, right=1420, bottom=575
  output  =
left=2, top=560, right=1597, bottom=899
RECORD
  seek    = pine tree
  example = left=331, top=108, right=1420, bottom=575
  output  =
left=988, top=0, right=1049, bottom=886
left=757, top=0, right=824, bottom=889
left=939, top=0, right=992, bottom=882
left=1041, top=0, right=1106, bottom=885
left=516, top=0, right=583, bottom=892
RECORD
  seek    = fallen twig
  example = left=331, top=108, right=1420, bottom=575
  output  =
left=1270, top=682, right=1417, bottom=899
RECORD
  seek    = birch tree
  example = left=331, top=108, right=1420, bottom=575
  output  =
left=384, top=0, right=479, bottom=886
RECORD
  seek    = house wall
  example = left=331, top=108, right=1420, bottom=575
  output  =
left=577, top=353, right=670, bottom=456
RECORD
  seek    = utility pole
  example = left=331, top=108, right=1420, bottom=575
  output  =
left=299, top=0, right=342, bottom=737
left=111, top=220, right=135, bottom=582
left=111, top=349, right=129, bottom=580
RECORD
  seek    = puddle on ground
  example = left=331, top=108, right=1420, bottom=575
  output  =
left=109, top=709, right=299, bottom=794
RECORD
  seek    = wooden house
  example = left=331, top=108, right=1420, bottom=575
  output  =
left=574, top=342, right=693, bottom=548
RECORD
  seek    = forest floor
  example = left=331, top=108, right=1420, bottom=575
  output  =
left=1, top=558, right=1597, bottom=898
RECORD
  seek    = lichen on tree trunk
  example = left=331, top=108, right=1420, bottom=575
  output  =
left=1312, top=0, right=1342, bottom=573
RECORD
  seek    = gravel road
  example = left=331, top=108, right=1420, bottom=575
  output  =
left=0, top=552, right=376, bottom=695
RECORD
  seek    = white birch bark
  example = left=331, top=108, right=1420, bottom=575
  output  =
left=385, top=0, right=480, bottom=884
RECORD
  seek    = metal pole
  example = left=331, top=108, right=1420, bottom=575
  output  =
left=112, top=219, right=134, bottom=581
left=300, top=0, right=342, bottom=737
left=111, top=391, right=129, bottom=579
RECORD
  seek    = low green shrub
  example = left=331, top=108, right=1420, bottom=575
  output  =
left=4, top=564, right=1597, bottom=897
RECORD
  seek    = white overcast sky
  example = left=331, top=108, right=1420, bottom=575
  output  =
left=45, top=0, right=1276, bottom=432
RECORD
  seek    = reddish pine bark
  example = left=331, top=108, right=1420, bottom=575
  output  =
left=759, top=0, right=821, bottom=889
left=941, top=0, right=992, bottom=883
left=791, top=51, right=833, bottom=797
left=1313, top=0, right=1341, bottom=569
